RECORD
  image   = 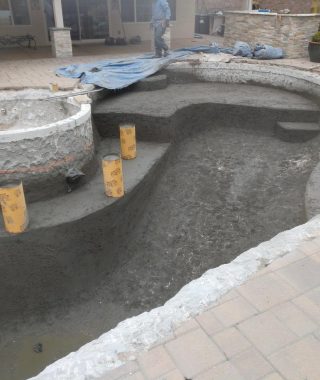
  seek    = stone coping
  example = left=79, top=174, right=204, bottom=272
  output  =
left=0, top=101, right=90, bottom=142
left=167, top=61, right=320, bottom=100
left=0, top=90, right=91, bottom=140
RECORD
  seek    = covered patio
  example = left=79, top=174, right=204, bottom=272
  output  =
left=0, top=0, right=195, bottom=58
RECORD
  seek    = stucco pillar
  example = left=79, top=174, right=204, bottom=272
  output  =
left=50, top=0, right=72, bottom=58
left=52, top=0, right=64, bottom=28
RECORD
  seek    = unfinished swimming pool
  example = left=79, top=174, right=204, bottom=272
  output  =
left=1, top=62, right=320, bottom=380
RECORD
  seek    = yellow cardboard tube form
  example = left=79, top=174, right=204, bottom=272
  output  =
left=49, top=83, right=59, bottom=92
left=102, top=154, right=125, bottom=198
left=0, top=182, right=28, bottom=234
left=120, top=123, right=137, bottom=160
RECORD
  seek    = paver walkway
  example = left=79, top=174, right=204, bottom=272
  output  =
left=101, top=238, right=320, bottom=380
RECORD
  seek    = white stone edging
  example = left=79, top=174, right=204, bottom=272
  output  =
left=0, top=103, right=91, bottom=142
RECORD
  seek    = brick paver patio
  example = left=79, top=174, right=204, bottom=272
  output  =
left=101, top=238, right=320, bottom=380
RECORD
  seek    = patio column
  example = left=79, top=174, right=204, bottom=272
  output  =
left=50, top=0, right=73, bottom=58
left=52, top=0, right=64, bottom=28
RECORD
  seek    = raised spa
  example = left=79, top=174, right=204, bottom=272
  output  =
left=0, top=92, right=94, bottom=201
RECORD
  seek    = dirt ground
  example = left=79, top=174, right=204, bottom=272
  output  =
left=1, top=116, right=320, bottom=379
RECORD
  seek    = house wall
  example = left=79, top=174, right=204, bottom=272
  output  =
left=257, top=0, right=312, bottom=13
left=0, top=0, right=195, bottom=48
left=0, top=0, right=48, bottom=46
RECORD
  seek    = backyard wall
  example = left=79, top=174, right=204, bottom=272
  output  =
left=258, top=0, right=312, bottom=13
left=224, top=11, right=320, bottom=58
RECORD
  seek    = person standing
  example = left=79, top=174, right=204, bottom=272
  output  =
left=151, top=0, right=171, bottom=58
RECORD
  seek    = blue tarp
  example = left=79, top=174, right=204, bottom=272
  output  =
left=56, top=43, right=284, bottom=90
left=253, top=44, right=284, bottom=60
left=56, top=47, right=217, bottom=90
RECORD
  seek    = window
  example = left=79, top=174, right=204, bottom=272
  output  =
left=135, top=0, right=176, bottom=23
left=121, top=0, right=135, bottom=22
left=136, top=0, right=152, bottom=22
left=120, top=0, right=176, bottom=24
left=11, top=0, right=30, bottom=24
left=0, top=0, right=11, bottom=25
left=0, top=0, right=31, bottom=26
left=168, top=0, right=176, bottom=20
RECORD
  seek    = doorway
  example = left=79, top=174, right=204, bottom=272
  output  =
left=44, top=0, right=109, bottom=41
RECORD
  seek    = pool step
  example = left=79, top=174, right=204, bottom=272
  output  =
left=275, top=121, right=320, bottom=142
left=135, top=74, right=168, bottom=92
left=0, top=139, right=170, bottom=235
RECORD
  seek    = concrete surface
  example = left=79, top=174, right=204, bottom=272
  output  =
left=94, top=83, right=319, bottom=118
left=93, top=83, right=319, bottom=143
left=0, top=99, right=76, bottom=130
left=135, top=74, right=168, bottom=92
left=276, top=122, right=320, bottom=143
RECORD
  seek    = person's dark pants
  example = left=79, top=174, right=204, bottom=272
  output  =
left=154, top=23, right=168, bottom=57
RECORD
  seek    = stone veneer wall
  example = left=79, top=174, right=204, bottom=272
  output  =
left=50, top=28, right=73, bottom=58
left=224, top=12, right=320, bottom=58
